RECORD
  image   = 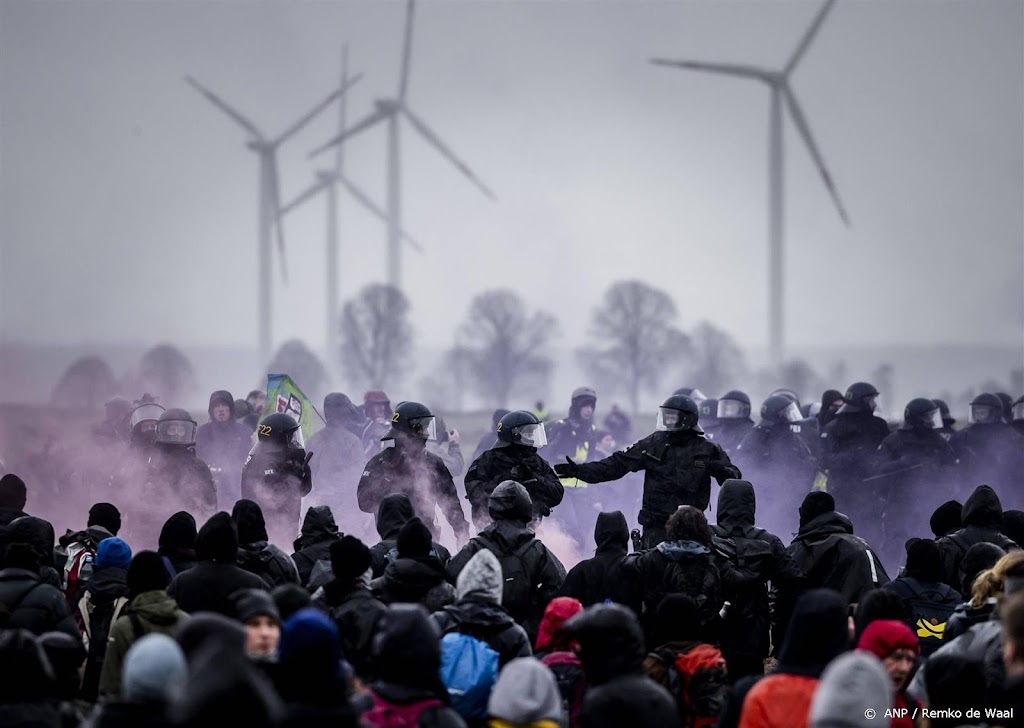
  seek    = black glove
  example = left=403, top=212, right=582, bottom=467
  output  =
left=554, top=456, right=578, bottom=478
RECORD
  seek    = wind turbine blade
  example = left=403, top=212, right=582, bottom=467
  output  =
left=338, top=175, right=426, bottom=252
left=785, top=0, right=837, bottom=75
left=280, top=178, right=330, bottom=217
left=783, top=86, right=850, bottom=226
left=184, top=75, right=264, bottom=139
left=398, top=0, right=415, bottom=101
left=400, top=105, right=496, bottom=200
left=650, top=59, right=770, bottom=83
left=308, top=104, right=392, bottom=158
left=274, top=73, right=364, bottom=147
left=269, top=160, right=289, bottom=282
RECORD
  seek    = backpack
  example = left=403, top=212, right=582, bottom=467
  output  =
left=79, top=592, right=128, bottom=701
left=439, top=631, right=499, bottom=719
left=307, top=558, right=335, bottom=592
left=63, top=544, right=96, bottom=606
left=474, top=534, right=538, bottom=621
left=648, top=644, right=728, bottom=728
left=888, top=580, right=958, bottom=657
left=541, top=650, right=587, bottom=728
left=363, top=695, right=445, bottom=728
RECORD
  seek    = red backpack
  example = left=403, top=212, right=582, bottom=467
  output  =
left=540, top=651, right=588, bottom=728
left=648, top=643, right=728, bottom=728
left=363, top=695, right=445, bottom=728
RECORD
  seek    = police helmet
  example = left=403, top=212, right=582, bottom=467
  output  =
left=256, top=412, right=304, bottom=451
left=382, top=401, right=436, bottom=441
left=760, top=394, right=802, bottom=424
left=717, top=390, right=751, bottom=420
left=903, top=398, right=942, bottom=430
left=496, top=410, right=547, bottom=449
left=128, top=403, right=165, bottom=444
left=968, top=393, right=1004, bottom=425
left=657, top=394, right=699, bottom=432
left=156, top=408, right=198, bottom=447
left=844, top=382, right=880, bottom=412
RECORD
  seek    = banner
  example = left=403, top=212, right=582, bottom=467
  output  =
left=265, top=373, right=319, bottom=443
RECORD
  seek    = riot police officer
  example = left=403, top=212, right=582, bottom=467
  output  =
left=465, top=410, right=563, bottom=530
left=555, top=394, right=741, bottom=548
left=241, top=413, right=313, bottom=548
left=950, top=393, right=1020, bottom=494
left=709, top=390, right=755, bottom=454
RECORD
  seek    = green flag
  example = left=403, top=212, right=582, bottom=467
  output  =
left=264, top=374, right=319, bottom=443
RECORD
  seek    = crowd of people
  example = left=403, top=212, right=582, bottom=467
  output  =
left=1, top=379, right=1023, bottom=727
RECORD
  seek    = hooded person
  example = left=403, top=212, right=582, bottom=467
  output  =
left=432, top=549, right=532, bottom=667
left=560, top=603, right=679, bottom=728
left=815, top=389, right=846, bottom=431
left=1003, top=510, right=1024, bottom=552
left=78, top=537, right=132, bottom=701
left=58, top=502, right=120, bottom=607
left=231, top=499, right=301, bottom=588
left=736, top=588, right=850, bottom=728
left=533, top=597, right=586, bottom=727
left=312, top=535, right=386, bottom=681
left=7, top=515, right=62, bottom=589
left=785, top=492, right=890, bottom=605
left=195, top=389, right=254, bottom=510
left=856, top=620, right=921, bottom=728
left=559, top=511, right=642, bottom=615
left=364, top=603, right=468, bottom=728
left=306, top=393, right=366, bottom=532
left=929, top=500, right=963, bottom=540
left=882, top=539, right=961, bottom=656
left=173, top=612, right=247, bottom=666
left=370, top=493, right=452, bottom=578
left=487, top=658, right=564, bottom=728
left=922, top=654, right=987, bottom=728
left=0, top=472, right=29, bottom=526
left=808, top=652, right=893, bottom=728
left=0, top=628, right=61, bottom=728
left=157, top=511, right=198, bottom=578
left=447, top=481, right=566, bottom=640
left=38, top=630, right=86, bottom=710
left=711, top=479, right=802, bottom=680
left=90, top=634, right=189, bottom=728
left=99, top=551, right=189, bottom=699
left=271, top=583, right=313, bottom=623
left=0, top=541, right=79, bottom=639
left=372, top=517, right=456, bottom=614
left=936, top=485, right=1021, bottom=589
left=166, top=512, right=267, bottom=617
left=289, top=505, right=341, bottom=588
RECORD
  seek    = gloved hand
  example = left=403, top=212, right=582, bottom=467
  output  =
left=554, top=456, right=578, bottom=478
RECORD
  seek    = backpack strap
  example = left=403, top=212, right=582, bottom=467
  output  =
left=161, top=556, right=177, bottom=579
left=127, top=611, right=145, bottom=641
left=3, top=581, right=44, bottom=617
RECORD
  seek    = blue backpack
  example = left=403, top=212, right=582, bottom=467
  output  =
left=439, top=632, right=499, bottom=719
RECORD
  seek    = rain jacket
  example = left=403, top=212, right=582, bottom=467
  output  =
left=935, top=485, right=1020, bottom=589
left=290, top=506, right=340, bottom=588
left=559, top=511, right=642, bottom=615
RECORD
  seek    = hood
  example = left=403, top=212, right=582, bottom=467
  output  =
left=174, top=612, right=247, bottom=664
left=376, top=493, right=416, bottom=540
left=479, top=519, right=536, bottom=555
left=796, top=511, right=855, bottom=540
left=816, top=389, right=844, bottom=428
left=562, top=604, right=644, bottom=686
left=0, top=473, right=27, bottom=511
left=88, top=566, right=129, bottom=601
left=594, top=511, right=629, bottom=552
left=172, top=642, right=283, bottom=728
left=231, top=499, right=269, bottom=544
left=810, top=652, right=892, bottom=728
left=656, top=540, right=711, bottom=560
left=442, top=597, right=517, bottom=632
left=962, top=484, right=1003, bottom=529
left=716, top=479, right=756, bottom=535
left=929, top=500, right=963, bottom=539
left=294, top=505, right=339, bottom=550
left=777, top=588, right=849, bottom=677
left=208, top=390, right=234, bottom=416
left=324, top=392, right=364, bottom=428
left=7, top=516, right=55, bottom=567
left=456, top=549, right=503, bottom=603
left=277, top=609, right=346, bottom=696
left=0, top=628, right=56, bottom=702
left=123, top=633, right=188, bottom=703
left=487, top=657, right=563, bottom=725
left=159, top=511, right=197, bottom=551
left=535, top=596, right=583, bottom=653
left=196, top=512, right=239, bottom=563
left=382, top=557, right=448, bottom=595
left=130, top=589, right=184, bottom=624
left=372, top=603, right=445, bottom=693
left=488, top=480, right=533, bottom=523
left=58, top=524, right=113, bottom=550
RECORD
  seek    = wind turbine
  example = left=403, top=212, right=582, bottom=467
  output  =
left=279, top=46, right=424, bottom=372
left=308, top=0, right=496, bottom=291
left=186, top=71, right=362, bottom=366
left=651, top=0, right=850, bottom=366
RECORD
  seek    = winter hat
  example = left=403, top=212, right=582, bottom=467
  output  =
left=456, top=549, right=504, bottom=604
left=923, top=653, right=987, bottom=727
left=396, top=517, right=433, bottom=559
left=810, top=652, right=893, bottom=728
left=930, top=500, right=963, bottom=539
left=123, top=633, right=188, bottom=703
left=174, top=613, right=247, bottom=665
left=208, top=390, right=234, bottom=414
left=231, top=499, right=269, bottom=544
left=279, top=608, right=343, bottom=672
left=233, top=400, right=252, bottom=419
left=232, top=589, right=281, bottom=626
left=1002, top=510, right=1024, bottom=548
left=196, top=512, right=239, bottom=563
left=562, top=604, right=645, bottom=687
left=330, top=535, right=372, bottom=582
left=159, top=511, right=197, bottom=552
left=904, top=538, right=944, bottom=583
left=88, top=502, right=122, bottom=536
left=961, top=542, right=1007, bottom=595
left=856, top=619, right=919, bottom=660
left=487, top=657, right=563, bottom=726
left=799, top=491, right=836, bottom=527
left=777, top=588, right=849, bottom=678
left=534, top=597, right=583, bottom=653
left=127, top=550, right=172, bottom=598
left=0, top=628, right=56, bottom=702
left=271, top=583, right=313, bottom=623
left=95, top=537, right=132, bottom=570
left=371, top=604, right=445, bottom=694
left=0, top=474, right=27, bottom=510
left=38, top=632, right=87, bottom=700
left=853, top=589, right=906, bottom=644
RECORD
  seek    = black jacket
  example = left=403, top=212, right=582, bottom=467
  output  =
left=0, top=568, right=79, bottom=639
left=559, top=511, right=643, bottom=615
left=711, top=480, right=801, bottom=659
left=936, top=485, right=1020, bottom=589
left=570, top=429, right=741, bottom=525
left=357, top=443, right=469, bottom=540
left=464, top=444, right=563, bottom=527
left=733, top=423, right=817, bottom=491
left=785, top=511, right=889, bottom=604
left=371, top=557, right=456, bottom=614
left=432, top=595, right=532, bottom=667
left=290, top=506, right=340, bottom=588
left=820, top=409, right=891, bottom=482
left=369, top=494, right=452, bottom=579
left=313, top=579, right=387, bottom=680
left=241, top=447, right=313, bottom=503
left=883, top=575, right=962, bottom=652
left=233, top=500, right=300, bottom=587
left=877, top=426, right=958, bottom=470
left=706, top=418, right=753, bottom=456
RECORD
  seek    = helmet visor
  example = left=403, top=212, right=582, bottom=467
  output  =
left=783, top=402, right=802, bottom=423
left=157, top=419, right=197, bottom=445
left=928, top=409, right=943, bottom=429
left=863, top=395, right=878, bottom=413
left=409, top=416, right=437, bottom=441
left=969, top=404, right=997, bottom=424
left=287, top=426, right=305, bottom=450
left=518, top=422, right=547, bottom=448
left=129, top=404, right=165, bottom=430
left=688, top=389, right=707, bottom=404
left=657, top=407, right=684, bottom=431
left=1013, top=402, right=1024, bottom=422
left=717, top=399, right=747, bottom=419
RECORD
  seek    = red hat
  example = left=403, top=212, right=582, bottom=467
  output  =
left=856, top=619, right=919, bottom=659
left=535, top=596, right=583, bottom=653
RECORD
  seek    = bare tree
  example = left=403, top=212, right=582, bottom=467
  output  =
left=340, top=284, right=414, bottom=392
left=579, top=280, right=689, bottom=413
left=52, top=356, right=118, bottom=410
left=458, top=289, right=557, bottom=408
left=139, top=344, right=196, bottom=404
left=419, top=345, right=474, bottom=413
left=686, top=321, right=747, bottom=396
left=777, top=359, right=823, bottom=404
left=268, top=339, right=329, bottom=401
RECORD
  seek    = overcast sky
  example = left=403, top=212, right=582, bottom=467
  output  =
left=2, top=0, right=1022, bottom=361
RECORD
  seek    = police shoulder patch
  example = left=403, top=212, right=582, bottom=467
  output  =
left=693, top=459, right=706, bottom=468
